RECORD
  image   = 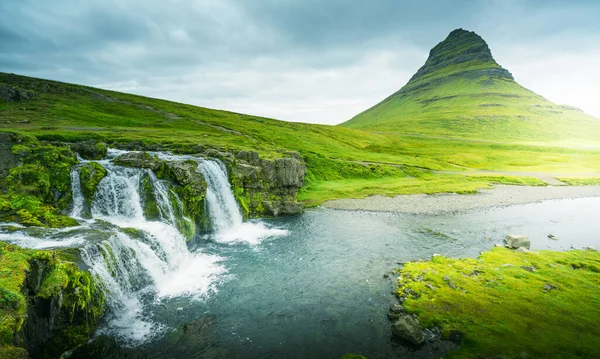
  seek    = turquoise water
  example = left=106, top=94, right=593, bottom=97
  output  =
left=65, top=197, right=600, bottom=359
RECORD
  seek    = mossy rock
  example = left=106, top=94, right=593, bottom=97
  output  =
left=70, top=140, right=108, bottom=160
left=79, top=162, right=107, bottom=201
left=0, top=242, right=105, bottom=358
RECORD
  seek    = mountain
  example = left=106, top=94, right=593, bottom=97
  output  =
left=341, top=29, right=600, bottom=145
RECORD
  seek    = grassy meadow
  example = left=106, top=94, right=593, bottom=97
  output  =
left=2, top=72, right=600, bottom=206
left=395, top=247, right=600, bottom=359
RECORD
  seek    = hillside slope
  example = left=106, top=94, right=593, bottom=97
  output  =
left=1, top=63, right=600, bottom=207
left=342, top=29, right=600, bottom=147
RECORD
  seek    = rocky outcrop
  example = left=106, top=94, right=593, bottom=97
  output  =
left=114, top=152, right=208, bottom=237
left=0, top=242, right=104, bottom=359
left=70, top=140, right=108, bottom=160
left=230, top=150, right=305, bottom=217
left=0, top=84, right=39, bottom=102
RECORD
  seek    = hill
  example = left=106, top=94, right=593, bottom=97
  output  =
left=342, top=29, right=600, bottom=147
left=2, top=39, right=600, bottom=207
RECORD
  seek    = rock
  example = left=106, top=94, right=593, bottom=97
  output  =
left=495, top=243, right=504, bottom=248
left=515, top=247, right=530, bottom=253
left=425, top=283, right=437, bottom=291
left=501, top=263, right=513, bottom=267
left=447, top=281, right=456, bottom=289
left=547, top=234, right=557, bottom=240
left=231, top=151, right=306, bottom=217
left=447, top=329, right=465, bottom=344
left=113, top=151, right=162, bottom=170
left=504, top=234, right=530, bottom=249
left=70, top=140, right=108, bottom=160
left=520, top=265, right=535, bottom=273
left=0, top=84, right=39, bottom=102
left=236, top=150, right=260, bottom=166
left=391, top=315, right=424, bottom=345
left=543, top=283, right=557, bottom=291
left=518, top=351, right=529, bottom=359
left=0, top=132, right=18, bottom=177
left=390, top=304, right=407, bottom=314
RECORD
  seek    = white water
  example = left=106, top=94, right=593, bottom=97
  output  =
left=153, top=152, right=289, bottom=245
left=70, top=168, right=85, bottom=218
left=1, top=150, right=287, bottom=345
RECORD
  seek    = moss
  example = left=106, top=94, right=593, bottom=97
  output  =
left=341, top=354, right=367, bottom=359
left=0, top=346, right=28, bottom=359
left=394, top=248, right=600, bottom=359
left=139, top=173, right=160, bottom=221
left=78, top=162, right=107, bottom=202
left=0, top=138, right=78, bottom=228
left=0, top=242, right=105, bottom=358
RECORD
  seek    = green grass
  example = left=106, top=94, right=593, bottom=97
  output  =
left=2, top=71, right=600, bottom=205
left=395, top=247, right=600, bottom=359
left=556, top=177, right=600, bottom=186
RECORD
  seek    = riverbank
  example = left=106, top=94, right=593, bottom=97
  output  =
left=322, top=185, right=600, bottom=214
left=392, top=247, right=600, bottom=358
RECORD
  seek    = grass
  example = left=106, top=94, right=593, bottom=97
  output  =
left=394, top=247, right=600, bottom=359
left=342, top=30, right=600, bottom=147
left=556, top=177, right=600, bottom=186
left=1, top=70, right=600, bottom=205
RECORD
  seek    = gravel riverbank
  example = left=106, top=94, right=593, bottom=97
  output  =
left=322, top=185, right=600, bottom=214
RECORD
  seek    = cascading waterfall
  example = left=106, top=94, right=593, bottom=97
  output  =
left=70, top=167, right=85, bottom=218
left=196, top=160, right=243, bottom=231
left=1, top=149, right=287, bottom=346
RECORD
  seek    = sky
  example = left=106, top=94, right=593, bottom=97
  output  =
left=1, top=0, right=599, bottom=124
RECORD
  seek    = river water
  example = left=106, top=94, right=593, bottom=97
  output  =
left=0, top=151, right=598, bottom=359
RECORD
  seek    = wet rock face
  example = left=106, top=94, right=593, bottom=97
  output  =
left=231, top=150, right=305, bottom=217
left=16, top=256, right=105, bottom=359
left=70, top=140, right=108, bottom=160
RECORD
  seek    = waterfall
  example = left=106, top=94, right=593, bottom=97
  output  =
left=76, top=161, right=227, bottom=345
left=70, top=168, right=84, bottom=218
left=196, top=160, right=243, bottom=231
left=4, top=150, right=287, bottom=346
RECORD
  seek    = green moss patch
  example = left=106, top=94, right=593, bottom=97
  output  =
left=0, top=241, right=105, bottom=358
left=395, top=247, right=600, bottom=359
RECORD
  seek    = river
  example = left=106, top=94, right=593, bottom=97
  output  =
left=1, top=151, right=599, bottom=359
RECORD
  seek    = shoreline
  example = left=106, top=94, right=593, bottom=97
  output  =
left=321, top=185, right=600, bottom=215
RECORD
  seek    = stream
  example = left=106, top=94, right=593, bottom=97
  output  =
left=1, top=150, right=599, bottom=359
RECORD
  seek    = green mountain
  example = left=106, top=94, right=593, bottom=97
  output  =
left=342, top=29, right=600, bottom=146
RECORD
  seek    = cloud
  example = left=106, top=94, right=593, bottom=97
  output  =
left=1, top=0, right=599, bottom=123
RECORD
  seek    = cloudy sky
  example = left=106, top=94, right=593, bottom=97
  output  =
left=1, top=0, right=599, bottom=124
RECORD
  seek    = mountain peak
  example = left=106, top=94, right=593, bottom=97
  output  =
left=408, top=28, right=513, bottom=84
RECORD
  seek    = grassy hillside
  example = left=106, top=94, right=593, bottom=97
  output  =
left=342, top=29, right=600, bottom=148
left=1, top=65, right=600, bottom=206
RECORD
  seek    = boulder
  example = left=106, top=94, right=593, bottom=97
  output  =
left=504, top=234, right=530, bottom=249
left=70, top=140, right=108, bottom=160
left=515, top=247, right=530, bottom=253
left=165, top=160, right=207, bottom=196
left=391, top=315, right=424, bottom=345
left=113, top=151, right=162, bottom=170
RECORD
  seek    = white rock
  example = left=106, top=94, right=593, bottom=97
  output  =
left=504, top=234, right=530, bottom=249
